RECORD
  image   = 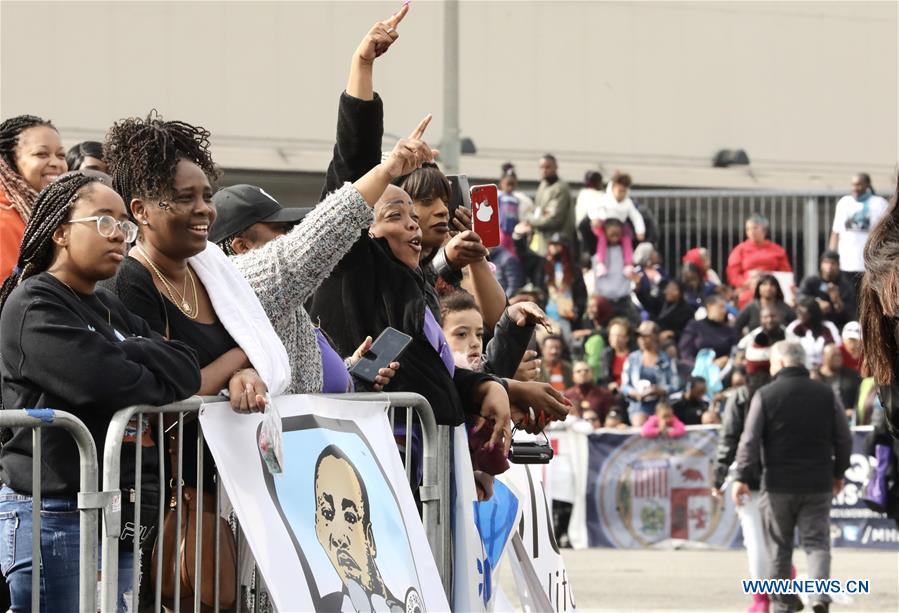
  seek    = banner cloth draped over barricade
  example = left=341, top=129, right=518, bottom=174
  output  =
left=546, top=423, right=899, bottom=550
left=200, top=395, right=448, bottom=612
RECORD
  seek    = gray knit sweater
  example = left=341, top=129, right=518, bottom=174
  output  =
left=230, top=182, right=373, bottom=393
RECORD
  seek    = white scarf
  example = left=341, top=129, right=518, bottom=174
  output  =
left=189, top=242, right=291, bottom=395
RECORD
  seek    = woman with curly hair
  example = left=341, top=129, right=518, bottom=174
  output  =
left=0, top=115, right=67, bottom=279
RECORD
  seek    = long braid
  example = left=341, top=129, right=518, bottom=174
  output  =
left=104, top=110, right=218, bottom=208
left=0, top=115, right=53, bottom=222
left=0, top=173, right=99, bottom=316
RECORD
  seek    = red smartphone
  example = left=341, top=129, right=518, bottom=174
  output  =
left=470, top=184, right=500, bottom=248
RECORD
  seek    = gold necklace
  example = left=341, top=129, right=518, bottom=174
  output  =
left=52, top=274, right=112, bottom=326
left=135, top=245, right=199, bottom=320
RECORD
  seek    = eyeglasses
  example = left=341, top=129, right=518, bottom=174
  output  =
left=67, top=215, right=139, bottom=242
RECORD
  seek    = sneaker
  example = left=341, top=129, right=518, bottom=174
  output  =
left=811, top=602, right=829, bottom=613
left=748, top=593, right=769, bottom=613
left=786, top=594, right=804, bottom=612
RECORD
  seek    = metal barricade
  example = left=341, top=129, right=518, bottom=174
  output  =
left=99, top=392, right=453, bottom=612
left=629, top=188, right=848, bottom=281
left=0, top=409, right=103, bottom=613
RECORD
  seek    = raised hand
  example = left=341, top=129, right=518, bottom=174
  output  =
left=381, top=115, right=439, bottom=179
left=355, top=3, right=409, bottom=64
left=507, top=302, right=553, bottom=332
left=444, top=230, right=488, bottom=269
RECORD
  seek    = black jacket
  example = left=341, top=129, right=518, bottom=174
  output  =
left=0, top=273, right=200, bottom=495
left=797, top=273, right=858, bottom=328
left=319, top=92, right=384, bottom=201
left=309, top=234, right=492, bottom=426
left=714, top=386, right=759, bottom=490
left=735, top=366, right=852, bottom=494
left=656, top=300, right=696, bottom=338
left=678, top=318, right=738, bottom=362
left=483, top=311, right=534, bottom=379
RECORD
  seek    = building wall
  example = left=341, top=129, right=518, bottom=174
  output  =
left=2, top=1, right=896, bottom=193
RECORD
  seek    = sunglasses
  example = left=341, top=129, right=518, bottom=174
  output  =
left=66, top=215, right=139, bottom=243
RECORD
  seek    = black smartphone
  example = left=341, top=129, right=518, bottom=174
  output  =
left=508, top=441, right=554, bottom=464
left=348, top=327, right=413, bottom=384
left=446, top=174, right=471, bottom=222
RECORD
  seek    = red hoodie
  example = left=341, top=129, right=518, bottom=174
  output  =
left=726, top=239, right=792, bottom=288
left=0, top=188, right=25, bottom=281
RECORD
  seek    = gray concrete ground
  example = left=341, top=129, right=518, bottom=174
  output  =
left=499, top=548, right=898, bottom=612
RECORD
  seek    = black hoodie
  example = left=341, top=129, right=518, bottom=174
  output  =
left=0, top=273, right=200, bottom=495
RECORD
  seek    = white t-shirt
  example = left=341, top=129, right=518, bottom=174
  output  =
left=831, top=193, right=889, bottom=272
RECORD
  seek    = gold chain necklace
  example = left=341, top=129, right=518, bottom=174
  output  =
left=52, top=274, right=112, bottom=326
left=135, top=245, right=199, bottom=320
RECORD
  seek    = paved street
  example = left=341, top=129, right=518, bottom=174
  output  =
left=500, top=548, right=898, bottom=612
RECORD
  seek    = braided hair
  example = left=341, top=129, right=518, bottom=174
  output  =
left=0, top=173, right=99, bottom=315
left=104, top=110, right=219, bottom=207
left=0, top=114, right=54, bottom=170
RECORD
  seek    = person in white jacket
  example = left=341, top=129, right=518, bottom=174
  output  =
left=586, top=171, right=645, bottom=272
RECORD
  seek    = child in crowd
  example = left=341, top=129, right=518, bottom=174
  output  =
left=640, top=402, right=687, bottom=438
left=603, top=410, right=629, bottom=429
left=672, top=376, right=710, bottom=426
left=587, top=171, right=646, bottom=272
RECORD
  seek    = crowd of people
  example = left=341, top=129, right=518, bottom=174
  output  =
left=492, top=161, right=888, bottom=438
left=0, top=4, right=897, bottom=613
left=0, top=8, right=573, bottom=611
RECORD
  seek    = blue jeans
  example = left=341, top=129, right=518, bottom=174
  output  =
left=0, top=486, right=133, bottom=612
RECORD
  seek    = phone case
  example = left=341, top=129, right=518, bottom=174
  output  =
left=470, top=184, right=500, bottom=248
left=348, top=327, right=412, bottom=384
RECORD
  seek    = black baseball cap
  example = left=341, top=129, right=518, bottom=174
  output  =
left=209, top=184, right=307, bottom=243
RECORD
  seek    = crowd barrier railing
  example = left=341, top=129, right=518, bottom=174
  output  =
left=0, top=409, right=104, bottom=613
left=98, top=392, right=452, bottom=613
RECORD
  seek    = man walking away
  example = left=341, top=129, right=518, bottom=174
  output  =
left=732, top=341, right=852, bottom=613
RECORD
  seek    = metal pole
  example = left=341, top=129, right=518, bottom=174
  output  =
left=442, top=0, right=461, bottom=173
left=804, top=196, right=820, bottom=280
left=132, top=414, right=143, bottom=613
left=0, top=409, right=101, bottom=613
left=31, top=429, right=41, bottom=613
left=99, top=398, right=204, bottom=613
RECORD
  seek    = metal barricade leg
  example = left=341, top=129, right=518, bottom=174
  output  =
left=0, top=411, right=101, bottom=613
left=30, top=429, right=41, bottom=613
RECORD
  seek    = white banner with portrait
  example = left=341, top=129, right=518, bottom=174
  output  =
left=200, top=395, right=449, bottom=612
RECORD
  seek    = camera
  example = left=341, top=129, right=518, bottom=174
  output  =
left=509, top=440, right=554, bottom=464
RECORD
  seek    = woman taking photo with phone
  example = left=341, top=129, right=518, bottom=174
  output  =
left=0, top=173, right=201, bottom=611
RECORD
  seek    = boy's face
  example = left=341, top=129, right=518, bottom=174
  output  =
left=689, top=381, right=707, bottom=400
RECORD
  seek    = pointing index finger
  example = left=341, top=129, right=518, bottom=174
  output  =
left=387, top=2, right=410, bottom=28
left=409, top=113, right=432, bottom=140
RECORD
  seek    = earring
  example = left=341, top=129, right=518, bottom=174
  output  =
left=368, top=231, right=375, bottom=238
left=141, top=220, right=149, bottom=225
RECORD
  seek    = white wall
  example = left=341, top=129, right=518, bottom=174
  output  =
left=2, top=1, right=896, bottom=190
